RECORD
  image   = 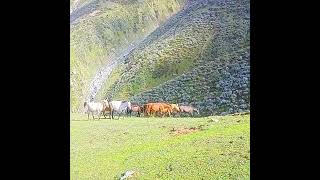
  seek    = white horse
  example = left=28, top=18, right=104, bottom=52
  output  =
left=84, top=101, right=104, bottom=120
left=109, top=101, right=131, bottom=119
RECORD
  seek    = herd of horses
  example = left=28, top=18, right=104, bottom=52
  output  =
left=83, top=100, right=199, bottom=120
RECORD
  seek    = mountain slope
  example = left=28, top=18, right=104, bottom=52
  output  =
left=96, top=0, right=250, bottom=115
left=70, top=0, right=185, bottom=111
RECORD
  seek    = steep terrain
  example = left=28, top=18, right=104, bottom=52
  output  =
left=70, top=0, right=185, bottom=111
left=95, top=0, right=250, bottom=115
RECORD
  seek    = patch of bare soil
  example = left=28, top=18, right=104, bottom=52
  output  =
left=169, top=127, right=200, bottom=136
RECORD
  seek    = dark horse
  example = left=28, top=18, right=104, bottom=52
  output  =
left=127, top=103, right=143, bottom=117
left=102, top=100, right=112, bottom=119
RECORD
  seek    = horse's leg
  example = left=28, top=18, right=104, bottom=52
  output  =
left=87, top=112, right=89, bottom=120
left=98, top=111, right=102, bottom=120
left=111, top=110, right=114, bottom=119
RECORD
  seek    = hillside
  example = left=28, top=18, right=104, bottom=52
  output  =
left=95, top=0, right=250, bottom=115
left=70, top=0, right=185, bottom=111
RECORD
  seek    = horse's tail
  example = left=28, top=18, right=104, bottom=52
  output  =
left=84, top=102, right=87, bottom=108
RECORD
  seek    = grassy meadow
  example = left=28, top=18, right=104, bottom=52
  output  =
left=70, top=113, right=250, bottom=179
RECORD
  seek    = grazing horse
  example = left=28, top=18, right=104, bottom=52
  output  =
left=102, top=100, right=112, bottom=119
left=144, top=103, right=162, bottom=117
left=127, top=103, right=142, bottom=117
left=84, top=101, right=104, bottom=120
left=109, top=101, right=131, bottom=119
left=161, top=103, right=174, bottom=117
left=145, top=103, right=173, bottom=117
left=179, top=105, right=199, bottom=116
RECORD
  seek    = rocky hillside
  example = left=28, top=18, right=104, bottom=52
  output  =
left=95, top=0, right=250, bottom=115
left=70, top=0, right=185, bottom=111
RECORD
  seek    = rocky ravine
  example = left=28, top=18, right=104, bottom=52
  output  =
left=87, top=38, right=145, bottom=102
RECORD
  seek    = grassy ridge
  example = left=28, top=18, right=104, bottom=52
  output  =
left=70, top=0, right=185, bottom=111
left=70, top=114, right=250, bottom=179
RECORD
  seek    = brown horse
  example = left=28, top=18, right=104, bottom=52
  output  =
left=102, top=100, right=112, bottom=119
left=144, top=103, right=162, bottom=117
left=161, top=103, right=173, bottom=117
left=179, top=105, right=199, bottom=116
left=158, top=103, right=181, bottom=117
left=128, top=104, right=142, bottom=117
left=144, top=103, right=174, bottom=117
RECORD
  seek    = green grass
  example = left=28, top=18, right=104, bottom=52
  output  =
left=70, top=114, right=250, bottom=179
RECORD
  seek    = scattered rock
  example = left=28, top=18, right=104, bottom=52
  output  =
left=120, top=170, right=136, bottom=180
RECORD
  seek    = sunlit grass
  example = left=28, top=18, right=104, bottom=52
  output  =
left=70, top=114, right=250, bottom=179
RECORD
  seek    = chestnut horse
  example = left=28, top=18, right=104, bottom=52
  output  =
left=144, top=103, right=173, bottom=117
left=127, top=103, right=142, bottom=117
left=102, top=100, right=112, bottom=119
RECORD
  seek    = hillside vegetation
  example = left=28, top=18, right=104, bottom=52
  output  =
left=70, top=0, right=185, bottom=111
left=71, top=114, right=250, bottom=179
left=96, top=0, right=250, bottom=115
